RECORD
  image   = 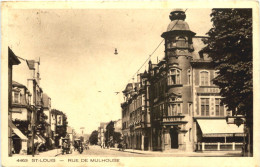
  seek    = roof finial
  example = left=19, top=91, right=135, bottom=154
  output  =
left=169, top=9, right=186, bottom=21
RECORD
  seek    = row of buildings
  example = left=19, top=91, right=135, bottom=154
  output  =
left=8, top=47, right=71, bottom=156
left=121, top=9, right=244, bottom=152
left=97, top=119, right=122, bottom=147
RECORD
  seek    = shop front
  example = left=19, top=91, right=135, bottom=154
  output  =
left=195, top=118, right=244, bottom=151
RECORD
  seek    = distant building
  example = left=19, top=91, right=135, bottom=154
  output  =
left=43, top=93, right=54, bottom=149
left=98, top=122, right=108, bottom=146
left=114, top=119, right=122, bottom=133
left=121, top=75, right=152, bottom=150
left=66, top=126, right=74, bottom=142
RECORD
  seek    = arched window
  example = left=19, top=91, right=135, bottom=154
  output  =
left=168, top=68, right=181, bottom=85
left=187, top=69, right=191, bottom=85
left=200, top=71, right=209, bottom=86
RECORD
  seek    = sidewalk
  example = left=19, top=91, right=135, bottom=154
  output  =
left=11, top=149, right=61, bottom=157
left=109, top=148, right=242, bottom=157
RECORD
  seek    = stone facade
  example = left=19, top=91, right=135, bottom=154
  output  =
left=121, top=9, right=244, bottom=152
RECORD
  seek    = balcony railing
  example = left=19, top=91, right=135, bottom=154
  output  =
left=162, top=115, right=187, bottom=125
left=197, top=142, right=243, bottom=151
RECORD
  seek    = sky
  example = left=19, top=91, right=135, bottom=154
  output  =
left=6, top=8, right=212, bottom=134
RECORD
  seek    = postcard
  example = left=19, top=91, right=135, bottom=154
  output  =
left=1, top=1, right=259, bottom=167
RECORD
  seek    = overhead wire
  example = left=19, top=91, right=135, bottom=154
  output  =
left=121, top=9, right=188, bottom=92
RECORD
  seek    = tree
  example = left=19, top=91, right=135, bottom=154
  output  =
left=89, top=130, right=98, bottom=145
left=202, top=9, right=253, bottom=154
left=105, top=121, right=114, bottom=145
left=105, top=121, right=122, bottom=146
left=51, top=109, right=68, bottom=146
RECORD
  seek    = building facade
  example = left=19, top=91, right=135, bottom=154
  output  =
left=43, top=93, right=55, bottom=149
left=11, top=81, right=32, bottom=155
left=121, top=9, right=244, bottom=152
left=98, top=122, right=108, bottom=146
left=8, top=47, right=21, bottom=156
left=121, top=72, right=152, bottom=151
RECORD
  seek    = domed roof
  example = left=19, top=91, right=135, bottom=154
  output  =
left=170, top=8, right=185, bottom=13
left=123, top=83, right=133, bottom=93
left=167, top=20, right=190, bottom=31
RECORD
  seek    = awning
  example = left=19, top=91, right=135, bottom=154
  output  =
left=34, top=135, right=46, bottom=143
left=50, top=138, right=55, bottom=144
left=197, top=119, right=244, bottom=137
left=9, top=119, right=28, bottom=141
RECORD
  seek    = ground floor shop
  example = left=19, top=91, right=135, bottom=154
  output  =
left=150, top=118, right=244, bottom=152
left=194, top=118, right=244, bottom=151
left=151, top=122, right=193, bottom=152
left=122, top=128, right=152, bottom=151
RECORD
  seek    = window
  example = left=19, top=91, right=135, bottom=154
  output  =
left=188, top=103, right=192, bottom=116
left=168, top=103, right=182, bottom=116
left=176, top=36, right=187, bottom=48
left=142, top=94, right=145, bottom=106
left=215, top=98, right=224, bottom=116
left=215, top=98, right=221, bottom=116
left=187, top=69, right=191, bottom=85
left=201, top=98, right=209, bottom=116
left=168, top=68, right=181, bottom=85
left=13, top=92, right=19, bottom=103
left=200, top=71, right=209, bottom=86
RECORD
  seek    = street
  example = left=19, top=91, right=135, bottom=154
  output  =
left=56, top=145, right=242, bottom=157
left=58, top=145, right=148, bottom=157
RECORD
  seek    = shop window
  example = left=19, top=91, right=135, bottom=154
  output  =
left=201, top=98, right=209, bottom=116
left=200, top=71, right=209, bottom=86
left=168, top=68, right=181, bottom=85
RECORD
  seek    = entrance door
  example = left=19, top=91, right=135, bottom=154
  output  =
left=170, top=128, right=179, bottom=149
left=144, top=136, right=149, bottom=150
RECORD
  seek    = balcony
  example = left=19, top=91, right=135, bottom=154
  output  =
left=162, top=114, right=187, bottom=126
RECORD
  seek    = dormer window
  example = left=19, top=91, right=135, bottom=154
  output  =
left=168, top=68, right=181, bottom=85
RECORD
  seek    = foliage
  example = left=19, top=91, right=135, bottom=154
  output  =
left=51, top=109, right=68, bottom=138
left=202, top=9, right=252, bottom=117
left=89, top=130, right=98, bottom=145
left=105, top=121, right=114, bottom=144
left=13, top=119, right=30, bottom=135
left=113, top=132, right=122, bottom=144
left=105, top=121, right=122, bottom=144
left=202, top=9, right=253, bottom=153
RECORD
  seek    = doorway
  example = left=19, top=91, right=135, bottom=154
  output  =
left=170, top=128, right=179, bottom=149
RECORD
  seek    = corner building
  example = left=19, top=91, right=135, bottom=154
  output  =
left=148, top=9, right=244, bottom=152
left=121, top=9, right=244, bottom=152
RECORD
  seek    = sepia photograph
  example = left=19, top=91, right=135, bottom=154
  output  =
left=1, top=1, right=259, bottom=167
